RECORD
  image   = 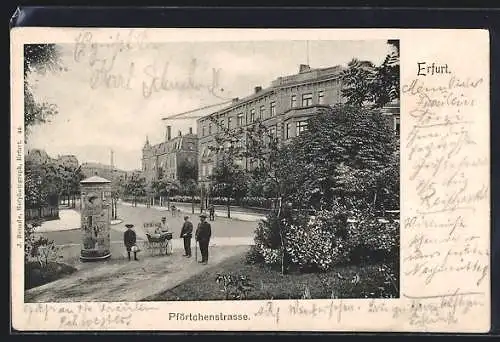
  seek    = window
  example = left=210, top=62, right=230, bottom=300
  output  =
left=208, top=123, right=212, bottom=135
left=270, top=102, right=276, bottom=116
left=394, top=116, right=400, bottom=134
left=286, top=123, right=292, bottom=139
left=259, top=105, right=265, bottom=120
left=237, top=113, right=243, bottom=126
left=318, top=91, right=325, bottom=104
left=250, top=109, right=256, bottom=123
left=296, top=121, right=308, bottom=136
left=202, top=126, right=206, bottom=136
left=302, top=93, right=313, bottom=106
left=291, top=95, right=297, bottom=108
left=227, top=117, right=232, bottom=129
left=219, top=119, right=225, bottom=131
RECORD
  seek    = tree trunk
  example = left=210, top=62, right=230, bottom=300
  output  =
left=227, top=195, right=231, bottom=219
left=277, top=197, right=285, bottom=275
left=191, top=195, right=195, bottom=214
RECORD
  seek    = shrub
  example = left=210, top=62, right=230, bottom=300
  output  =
left=215, top=273, right=255, bottom=300
left=347, top=214, right=399, bottom=263
left=251, top=203, right=399, bottom=271
left=245, top=245, right=264, bottom=265
left=284, top=209, right=352, bottom=271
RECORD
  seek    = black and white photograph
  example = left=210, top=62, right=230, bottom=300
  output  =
left=12, top=26, right=490, bottom=333
left=22, top=36, right=401, bottom=303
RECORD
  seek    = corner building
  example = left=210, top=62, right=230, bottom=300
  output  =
left=197, top=64, right=400, bottom=189
left=142, top=125, right=198, bottom=184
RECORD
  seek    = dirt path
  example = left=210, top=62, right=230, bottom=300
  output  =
left=25, top=245, right=248, bottom=303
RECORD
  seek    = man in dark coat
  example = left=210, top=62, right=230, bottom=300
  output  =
left=180, top=215, right=193, bottom=257
left=195, top=213, right=211, bottom=265
left=123, top=223, right=139, bottom=261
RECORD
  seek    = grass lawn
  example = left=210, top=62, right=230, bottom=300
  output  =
left=25, top=261, right=78, bottom=290
left=145, top=249, right=399, bottom=301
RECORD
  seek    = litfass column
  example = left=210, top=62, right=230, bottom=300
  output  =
left=79, top=176, right=112, bottom=261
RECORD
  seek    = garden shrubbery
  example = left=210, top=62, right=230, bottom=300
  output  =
left=249, top=206, right=399, bottom=272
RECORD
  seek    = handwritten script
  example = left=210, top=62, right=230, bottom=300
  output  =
left=73, top=31, right=226, bottom=100
left=253, top=290, right=485, bottom=328
left=24, top=302, right=159, bottom=329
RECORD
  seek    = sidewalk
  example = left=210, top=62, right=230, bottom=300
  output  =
left=35, top=209, right=122, bottom=233
left=35, top=209, right=80, bottom=233
left=121, top=202, right=266, bottom=222
left=25, top=245, right=249, bottom=302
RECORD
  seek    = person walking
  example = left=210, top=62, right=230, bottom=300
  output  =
left=180, top=215, right=193, bottom=257
left=195, top=213, right=211, bottom=265
left=123, top=224, right=139, bottom=261
left=208, top=204, right=215, bottom=221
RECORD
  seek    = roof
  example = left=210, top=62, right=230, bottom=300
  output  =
left=80, top=175, right=111, bottom=184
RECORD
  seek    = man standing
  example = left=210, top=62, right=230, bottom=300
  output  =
left=180, top=215, right=193, bottom=257
left=123, top=224, right=139, bottom=261
left=195, top=213, right=212, bottom=265
left=209, top=204, right=215, bottom=221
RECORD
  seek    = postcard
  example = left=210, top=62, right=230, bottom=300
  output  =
left=10, top=28, right=490, bottom=332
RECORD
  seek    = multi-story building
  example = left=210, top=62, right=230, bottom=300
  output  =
left=197, top=64, right=400, bottom=187
left=141, top=125, right=198, bottom=184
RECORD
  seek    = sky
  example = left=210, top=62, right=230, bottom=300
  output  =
left=26, top=39, right=392, bottom=171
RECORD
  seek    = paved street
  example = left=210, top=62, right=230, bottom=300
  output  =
left=25, top=245, right=249, bottom=302
left=37, top=203, right=259, bottom=246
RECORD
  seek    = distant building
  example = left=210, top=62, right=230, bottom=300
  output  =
left=81, top=162, right=127, bottom=181
left=141, top=126, right=198, bottom=184
left=197, top=64, right=400, bottom=187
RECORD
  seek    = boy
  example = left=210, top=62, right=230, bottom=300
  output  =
left=124, top=223, right=139, bottom=261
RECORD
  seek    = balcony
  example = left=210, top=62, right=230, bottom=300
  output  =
left=281, top=104, right=331, bottom=120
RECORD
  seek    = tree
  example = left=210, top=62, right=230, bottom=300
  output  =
left=340, top=40, right=400, bottom=108
left=178, top=159, right=198, bottom=185
left=251, top=104, right=400, bottom=274
left=210, top=153, right=247, bottom=219
left=124, top=173, right=147, bottom=206
left=340, top=59, right=377, bottom=107
left=283, top=104, right=398, bottom=212
left=110, top=176, right=125, bottom=219
left=24, top=44, right=66, bottom=138
left=177, top=159, right=199, bottom=212
left=184, top=178, right=198, bottom=214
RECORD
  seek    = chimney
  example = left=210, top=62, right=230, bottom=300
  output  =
left=232, top=97, right=239, bottom=104
left=254, top=86, right=262, bottom=94
left=299, top=64, right=311, bottom=73
left=178, top=130, right=182, bottom=137
left=189, top=127, right=193, bottom=135
left=166, top=125, right=171, bottom=141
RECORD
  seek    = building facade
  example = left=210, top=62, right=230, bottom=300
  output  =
left=197, top=64, right=400, bottom=187
left=81, top=162, right=128, bottom=181
left=141, top=125, right=198, bottom=184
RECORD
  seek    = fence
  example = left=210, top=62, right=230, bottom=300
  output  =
left=25, top=206, right=59, bottom=221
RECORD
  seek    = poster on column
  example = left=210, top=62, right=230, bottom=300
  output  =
left=10, top=23, right=490, bottom=332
